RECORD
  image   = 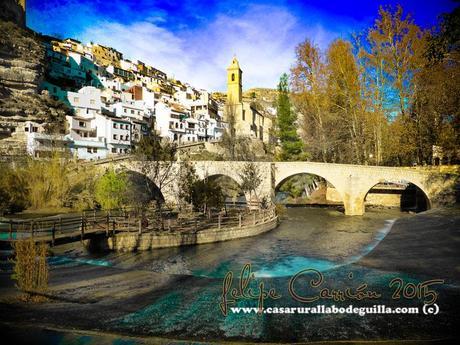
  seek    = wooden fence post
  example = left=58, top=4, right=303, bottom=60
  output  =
left=80, top=214, right=85, bottom=241
left=106, top=212, right=110, bottom=236
left=52, top=221, right=56, bottom=247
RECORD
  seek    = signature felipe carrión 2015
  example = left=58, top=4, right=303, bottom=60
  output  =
left=219, top=263, right=444, bottom=316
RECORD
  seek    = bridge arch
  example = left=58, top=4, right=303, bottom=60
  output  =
left=203, top=173, right=247, bottom=205
left=361, top=178, right=431, bottom=213
left=274, top=171, right=346, bottom=209
left=124, top=170, right=165, bottom=205
left=274, top=163, right=348, bottom=210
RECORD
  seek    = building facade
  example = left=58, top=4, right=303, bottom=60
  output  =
left=225, top=57, right=273, bottom=144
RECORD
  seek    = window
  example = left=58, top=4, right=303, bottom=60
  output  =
left=73, top=97, right=79, bottom=103
left=124, top=108, right=127, bottom=113
left=119, top=148, right=123, bottom=153
left=231, top=73, right=235, bottom=81
left=113, top=134, right=118, bottom=140
left=32, top=127, right=38, bottom=132
left=79, top=121, right=86, bottom=127
left=25, top=126, right=29, bottom=132
left=125, top=135, right=129, bottom=141
left=87, top=148, right=92, bottom=153
left=113, top=123, right=117, bottom=128
left=138, top=111, right=141, bottom=115
left=242, top=110, right=245, bottom=121
left=93, top=148, right=98, bottom=153
left=90, top=99, right=95, bottom=105
left=111, top=148, right=117, bottom=153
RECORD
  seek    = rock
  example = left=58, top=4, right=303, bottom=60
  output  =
left=0, top=21, right=70, bottom=156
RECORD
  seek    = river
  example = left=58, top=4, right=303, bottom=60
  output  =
left=2, top=207, right=458, bottom=343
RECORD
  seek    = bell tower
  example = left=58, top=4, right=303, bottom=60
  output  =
left=227, top=56, right=242, bottom=105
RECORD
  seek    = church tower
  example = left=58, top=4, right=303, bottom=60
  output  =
left=227, top=56, right=242, bottom=105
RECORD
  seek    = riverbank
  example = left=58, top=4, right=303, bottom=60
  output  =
left=358, top=205, right=460, bottom=284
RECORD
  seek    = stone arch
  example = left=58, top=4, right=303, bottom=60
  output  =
left=360, top=177, right=432, bottom=212
left=125, top=170, right=165, bottom=205
left=273, top=162, right=347, bottom=207
left=202, top=173, right=247, bottom=206
left=274, top=171, right=345, bottom=208
left=192, top=162, right=243, bottom=187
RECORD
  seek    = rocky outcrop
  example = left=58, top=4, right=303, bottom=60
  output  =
left=0, top=21, right=69, bottom=155
left=0, top=0, right=25, bottom=28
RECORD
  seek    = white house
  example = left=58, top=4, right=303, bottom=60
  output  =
left=23, top=121, right=69, bottom=157
left=154, top=101, right=191, bottom=143
left=95, top=113, right=131, bottom=155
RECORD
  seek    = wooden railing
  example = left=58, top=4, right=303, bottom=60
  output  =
left=0, top=207, right=278, bottom=245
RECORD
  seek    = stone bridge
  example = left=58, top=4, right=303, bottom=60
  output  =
left=95, top=158, right=457, bottom=216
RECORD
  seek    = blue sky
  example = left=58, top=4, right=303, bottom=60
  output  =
left=28, top=0, right=457, bottom=91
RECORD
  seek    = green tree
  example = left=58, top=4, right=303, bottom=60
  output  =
left=191, top=178, right=224, bottom=213
left=94, top=167, right=129, bottom=210
left=276, top=73, right=306, bottom=161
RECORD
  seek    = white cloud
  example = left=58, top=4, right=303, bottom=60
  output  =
left=80, top=4, right=340, bottom=91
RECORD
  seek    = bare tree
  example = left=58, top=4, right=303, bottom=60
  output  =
left=134, top=133, right=177, bottom=225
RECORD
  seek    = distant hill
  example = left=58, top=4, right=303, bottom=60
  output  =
left=212, top=88, right=278, bottom=116
left=243, top=88, right=278, bottom=106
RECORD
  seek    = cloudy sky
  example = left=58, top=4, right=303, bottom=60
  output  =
left=28, top=0, right=456, bottom=91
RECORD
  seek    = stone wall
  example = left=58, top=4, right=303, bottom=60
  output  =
left=106, top=216, right=278, bottom=252
left=365, top=192, right=401, bottom=207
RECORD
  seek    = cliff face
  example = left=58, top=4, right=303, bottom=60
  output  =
left=0, top=20, right=69, bottom=155
left=0, top=0, right=25, bottom=28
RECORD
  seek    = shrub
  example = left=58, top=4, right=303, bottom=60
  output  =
left=11, top=239, right=48, bottom=300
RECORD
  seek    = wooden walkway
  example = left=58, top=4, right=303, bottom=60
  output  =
left=0, top=208, right=277, bottom=246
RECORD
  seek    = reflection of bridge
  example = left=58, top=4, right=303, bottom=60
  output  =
left=99, top=159, right=457, bottom=216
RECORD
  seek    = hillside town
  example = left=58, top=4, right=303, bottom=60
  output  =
left=2, top=34, right=275, bottom=160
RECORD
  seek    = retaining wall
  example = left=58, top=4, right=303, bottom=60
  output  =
left=106, top=216, right=278, bottom=252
